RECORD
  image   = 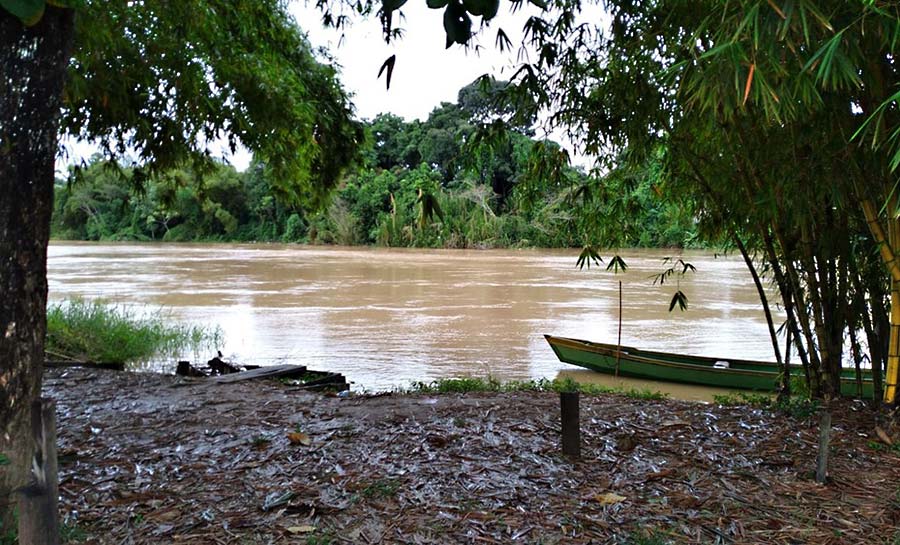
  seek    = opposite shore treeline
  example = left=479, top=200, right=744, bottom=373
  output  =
left=52, top=80, right=697, bottom=250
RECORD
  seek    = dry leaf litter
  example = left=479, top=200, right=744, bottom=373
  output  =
left=43, top=368, right=900, bottom=544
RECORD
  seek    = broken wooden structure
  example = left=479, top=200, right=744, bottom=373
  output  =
left=176, top=358, right=349, bottom=392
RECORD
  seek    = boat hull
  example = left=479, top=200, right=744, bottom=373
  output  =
left=545, top=335, right=875, bottom=399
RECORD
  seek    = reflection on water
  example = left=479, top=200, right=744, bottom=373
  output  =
left=48, top=242, right=782, bottom=394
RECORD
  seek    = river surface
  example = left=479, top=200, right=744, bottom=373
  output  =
left=47, top=243, right=782, bottom=398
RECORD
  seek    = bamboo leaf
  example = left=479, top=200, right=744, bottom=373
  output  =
left=576, top=245, right=602, bottom=270
left=495, top=28, right=512, bottom=52
left=743, top=63, right=755, bottom=106
left=606, top=254, right=628, bottom=274
left=669, top=290, right=688, bottom=312
left=766, top=0, right=786, bottom=20
left=377, top=54, right=396, bottom=90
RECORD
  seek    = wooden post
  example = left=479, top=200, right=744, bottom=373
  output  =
left=560, top=391, right=580, bottom=458
left=815, top=408, right=832, bottom=484
left=18, top=398, right=59, bottom=545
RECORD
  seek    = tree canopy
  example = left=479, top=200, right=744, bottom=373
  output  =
left=61, top=0, right=364, bottom=205
left=1, top=0, right=363, bottom=531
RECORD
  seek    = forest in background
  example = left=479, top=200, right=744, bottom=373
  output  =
left=51, top=79, right=697, bottom=249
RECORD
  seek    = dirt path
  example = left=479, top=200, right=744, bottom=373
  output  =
left=44, top=368, right=900, bottom=544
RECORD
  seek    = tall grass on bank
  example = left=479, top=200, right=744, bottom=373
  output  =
left=46, top=298, right=220, bottom=364
left=405, top=376, right=668, bottom=401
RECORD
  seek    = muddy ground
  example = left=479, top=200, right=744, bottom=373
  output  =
left=42, top=368, right=900, bottom=544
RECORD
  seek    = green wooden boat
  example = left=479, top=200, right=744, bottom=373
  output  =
left=545, top=335, right=875, bottom=399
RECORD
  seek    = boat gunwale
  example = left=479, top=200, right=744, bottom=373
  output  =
left=544, top=335, right=875, bottom=387
left=545, top=335, right=777, bottom=378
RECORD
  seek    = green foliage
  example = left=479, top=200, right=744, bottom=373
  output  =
left=54, top=76, right=698, bottom=250
left=408, top=376, right=503, bottom=393
left=360, top=478, right=401, bottom=499
left=622, top=530, right=671, bottom=545
left=867, top=441, right=900, bottom=455
left=712, top=391, right=820, bottom=419
left=0, top=0, right=46, bottom=26
left=0, top=512, right=14, bottom=545
left=62, top=0, right=363, bottom=207
left=61, top=521, right=88, bottom=543
left=405, top=376, right=667, bottom=399
left=45, top=298, right=220, bottom=363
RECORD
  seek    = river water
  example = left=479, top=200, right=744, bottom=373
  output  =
left=47, top=243, right=781, bottom=398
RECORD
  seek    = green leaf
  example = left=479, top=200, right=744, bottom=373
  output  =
left=1, top=0, right=46, bottom=25
left=668, top=291, right=688, bottom=312
left=443, top=3, right=472, bottom=48
left=482, top=0, right=499, bottom=19
left=576, top=245, right=602, bottom=270
left=426, top=0, right=448, bottom=8
left=463, top=0, right=497, bottom=18
left=606, top=254, right=628, bottom=274
left=0, top=453, right=9, bottom=466
left=377, top=54, right=396, bottom=90
left=495, top=28, right=512, bottom=52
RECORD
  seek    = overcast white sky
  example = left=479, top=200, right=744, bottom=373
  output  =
left=291, top=1, right=539, bottom=121
left=63, top=2, right=604, bottom=171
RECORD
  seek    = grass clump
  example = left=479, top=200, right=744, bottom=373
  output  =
left=406, top=376, right=667, bottom=400
left=46, top=298, right=220, bottom=364
left=712, top=391, right=819, bottom=419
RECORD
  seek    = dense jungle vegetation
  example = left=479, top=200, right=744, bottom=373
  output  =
left=51, top=79, right=697, bottom=249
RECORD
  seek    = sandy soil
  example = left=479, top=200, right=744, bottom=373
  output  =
left=42, top=368, right=900, bottom=544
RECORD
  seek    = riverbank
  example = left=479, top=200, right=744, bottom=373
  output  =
left=45, top=367, right=899, bottom=544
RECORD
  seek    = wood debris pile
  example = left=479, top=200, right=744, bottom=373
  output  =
left=44, top=368, right=900, bottom=544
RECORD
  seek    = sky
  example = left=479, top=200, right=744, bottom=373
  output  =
left=282, top=1, right=603, bottom=169
left=63, top=2, right=604, bottom=172
left=290, top=1, right=540, bottom=121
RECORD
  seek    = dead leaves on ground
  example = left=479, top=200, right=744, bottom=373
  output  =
left=45, top=368, right=900, bottom=544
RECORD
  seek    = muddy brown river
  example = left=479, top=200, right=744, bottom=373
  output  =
left=47, top=243, right=782, bottom=398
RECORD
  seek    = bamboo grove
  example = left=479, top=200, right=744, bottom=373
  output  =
left=486, top=0, right=900, bottom=402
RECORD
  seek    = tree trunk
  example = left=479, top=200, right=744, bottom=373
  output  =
left=0, top=6, right=75, bottom=531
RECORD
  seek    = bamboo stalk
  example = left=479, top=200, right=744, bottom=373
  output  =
left=734, top=235, right=782, bottom=365
left=857, top=196, right=899, bottom=403
left=615, top=280, right=622, bottom=378
left=885, top=213, right=900, bottom=404
left=861, top=199, right=900, bottom=282
left=798, top=222, right=833, bottom=396
left=772, top=226, right=822, bottom=393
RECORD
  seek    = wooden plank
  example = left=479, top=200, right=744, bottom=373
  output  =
left=291, top=373, right=349, bottom=392
left=19, top=398, right=60, bottom=545
left=212, top=364, right=308, bottom=383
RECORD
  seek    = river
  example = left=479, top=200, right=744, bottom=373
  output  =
left=47, top=242, right=781, bottom=398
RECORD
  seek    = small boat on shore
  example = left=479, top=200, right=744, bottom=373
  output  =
left=544, top=335, right=875, bottom=398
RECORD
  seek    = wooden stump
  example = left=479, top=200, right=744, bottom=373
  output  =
left=816, top=408, right=832, bottom=484
left=560, top=391, right=581, bottom=458
left=18, top=398, right=59, bottom=545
